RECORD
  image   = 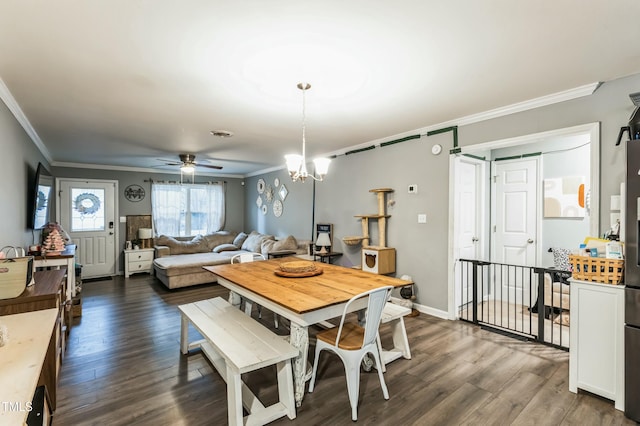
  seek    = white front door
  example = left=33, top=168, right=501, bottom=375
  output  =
left=492, top=158, right=539, bottom=303
left=58, top=179, right=118, bottom=279
left=453, top=156, right=485, bottom=310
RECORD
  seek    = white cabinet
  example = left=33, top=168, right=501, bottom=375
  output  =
left=124, top=248, right=154, bottom=277
left=569, top=279, right=624, bottom=411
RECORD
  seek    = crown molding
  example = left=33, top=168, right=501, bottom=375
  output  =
left=0, top=77, right=53, bottom=163
left=250, top=82, right=602, bottom=176
left=52, top=161, right=244, bottom=179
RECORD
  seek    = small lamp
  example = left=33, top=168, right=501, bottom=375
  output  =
left=315, top=232, right=331, bottom=255
left=138, top=228, right=153, bottom=249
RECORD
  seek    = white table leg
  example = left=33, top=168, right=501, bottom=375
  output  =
left=180, top=315, right=189, bottom=355
left=289, top=322, right=309, bottom=407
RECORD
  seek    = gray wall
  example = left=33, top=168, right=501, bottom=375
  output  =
left=0, top=100, right=50, bottom=249
left=3, top=71, right=638, bottom=312
left=246, top=72, right=640, bottom=313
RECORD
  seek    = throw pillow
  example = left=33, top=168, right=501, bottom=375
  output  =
left=551, top=247, right=572, bottom=271
left=241, top=231, right=275, bottom=253
left=201, top=231, right=236, bottom=250
left=233, top=232, right=248, bottom=248
left=261, top=235, right=298, bottom=256
left=213, top=243, right=239, bottom=253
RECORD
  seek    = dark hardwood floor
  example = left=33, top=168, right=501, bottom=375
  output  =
left=54, top=274, right=634, bottom=425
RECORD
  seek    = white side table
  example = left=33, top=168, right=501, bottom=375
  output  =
left=124, top=248, right=154, bottom=278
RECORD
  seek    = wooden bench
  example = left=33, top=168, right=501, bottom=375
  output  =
left=179, top=297, right=298, bottom=426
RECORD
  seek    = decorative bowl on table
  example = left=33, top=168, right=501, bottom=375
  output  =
left=275, top=261, right=323, bottom=277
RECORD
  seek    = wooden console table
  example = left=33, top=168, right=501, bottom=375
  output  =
left=33, top=244, right=76, bottom=301
left=0, top=269, right=68, bottom=412
left=0, top=309, right=58, bottom=425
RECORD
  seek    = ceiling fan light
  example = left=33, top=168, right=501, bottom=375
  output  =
left=180, top=163, right=195, bottom=174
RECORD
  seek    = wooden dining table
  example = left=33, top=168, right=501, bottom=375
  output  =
left=204, top=257, right=412, bottom=406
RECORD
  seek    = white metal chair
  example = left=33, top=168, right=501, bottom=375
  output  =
left=308, top=286, right=393, bottom=421
left=375, top=302, right=412, bottom=373
left=229, top=253, right=279, bottom=328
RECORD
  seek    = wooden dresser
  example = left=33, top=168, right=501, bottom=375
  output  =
left=0, top=269, right=68, bottom=412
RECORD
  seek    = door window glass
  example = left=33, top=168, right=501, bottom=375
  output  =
left=71, top=188, right=105, bottom=231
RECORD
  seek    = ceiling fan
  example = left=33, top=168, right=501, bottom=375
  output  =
left=160, top=154, right=223, bottom=171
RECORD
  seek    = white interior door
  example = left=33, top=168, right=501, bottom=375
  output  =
left=453, top=156, right=485, bottom=310
left=58, top=179, right=117, bottom=279
left=492, top=158, right=539, bottom=303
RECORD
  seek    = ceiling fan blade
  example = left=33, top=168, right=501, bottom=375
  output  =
left=198, top=164, right=223, bottom=170
left=164, top=162, right=181, bottom=166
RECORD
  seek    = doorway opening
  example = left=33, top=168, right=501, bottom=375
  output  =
left=448, top=123, right=600, bottom=329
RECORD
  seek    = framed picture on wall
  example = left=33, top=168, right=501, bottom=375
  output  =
left=315, top=223, right=333, bottom=252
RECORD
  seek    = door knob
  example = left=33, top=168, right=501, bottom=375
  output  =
left=527, top=238, right=534, bottom=244
left=472, top=237, right=479, bottom=242
left=109, top=231, right=114, bottom=235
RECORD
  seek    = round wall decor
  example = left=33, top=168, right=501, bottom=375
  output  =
left=124, top=184, right=145, bottom=202
left=273, top=199, right=283, bottom=217
left=257, top=178, right=266, bottom=194
left=265, top=184, right=275, bottom=203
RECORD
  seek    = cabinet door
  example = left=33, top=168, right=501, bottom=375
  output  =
left=574, top=285, right=618, bottom=399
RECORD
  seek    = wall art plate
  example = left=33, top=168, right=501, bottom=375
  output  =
left=257, top=178, right=266, bottom=194
left=273, top=199, right=283, bottom=217
left=256, top=195, right=263, bottom=208
left=261, top=204, right=268, bottom=215
left=274, top=177, right=280, bottom=187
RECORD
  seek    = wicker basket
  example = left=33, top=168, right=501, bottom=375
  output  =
left=569, top=255, right=624, bottom=285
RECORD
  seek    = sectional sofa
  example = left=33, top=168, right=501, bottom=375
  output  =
left=153, top=230, right=308, bottom=289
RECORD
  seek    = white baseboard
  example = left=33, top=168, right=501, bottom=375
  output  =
left=389, top=296, right=450, bottom=320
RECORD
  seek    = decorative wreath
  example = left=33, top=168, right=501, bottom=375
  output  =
left=75, top=192, right=101, bottom=215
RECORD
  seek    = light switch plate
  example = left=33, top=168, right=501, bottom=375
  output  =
left=408, top=184, right=418, bottom=194
left=418, top=214, right=427, bottom=223
left=120, top=216, right=127, bottom=223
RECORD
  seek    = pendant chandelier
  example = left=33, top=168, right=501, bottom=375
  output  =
left=285, top=83, right=331, bottom=182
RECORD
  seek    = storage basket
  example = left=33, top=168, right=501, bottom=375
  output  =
left=0, top=256, right=33, bottom=299
left=569, top=255, right=624, bottom=285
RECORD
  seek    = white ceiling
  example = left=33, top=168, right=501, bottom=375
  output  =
left=1, top=1, right=639, bottom=176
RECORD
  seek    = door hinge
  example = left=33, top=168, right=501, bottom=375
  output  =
left=493, top=225, right=496, bottom=232
left=492, top=175, right=497, bottom=183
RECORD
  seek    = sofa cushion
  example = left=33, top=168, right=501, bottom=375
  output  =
left=213, top=243, right=239, bottom=253
left=155, top=235, right=207, bottom=255
left=153, top=252, right=232, bottom=276
left=261, top=235, right=298, bottom=255
left=233, top=232, right=248, bottom=248
left=201, top=231, right=237, bottom=250
left=241, top=231, right=275, bottom=253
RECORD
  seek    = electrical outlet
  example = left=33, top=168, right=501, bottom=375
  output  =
left=408, top=184, right=418, bottom=194
left=418, top=214, right=427, bottom=223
